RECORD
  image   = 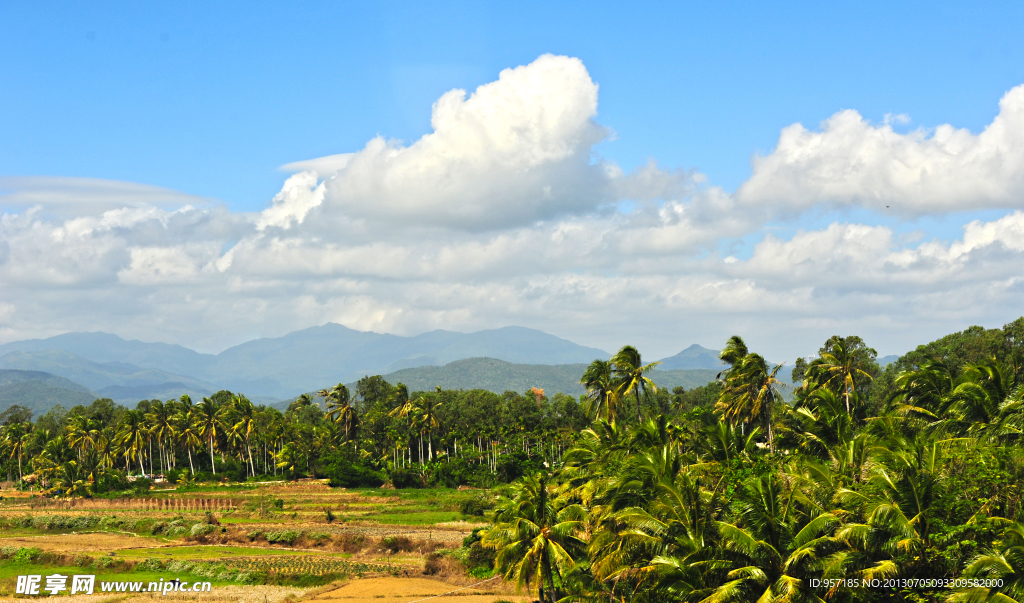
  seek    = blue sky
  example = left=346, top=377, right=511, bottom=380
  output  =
left=4, top=1, right=1022, bottom=208
left=2, top=1, right=1024, bottom=359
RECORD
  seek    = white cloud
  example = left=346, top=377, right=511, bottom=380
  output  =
left=256, top=171, right=325, bottom=231
left=737, top=84, right=1024, bottom=214
left=0, top=176, right=214, bottom=217
left=270, top=54, right=691, bottom=232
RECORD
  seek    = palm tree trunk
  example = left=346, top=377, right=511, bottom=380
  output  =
left=636, top=385, right=642, bottom=423
left=187, top=446, right=195, bottom=474
left=210, top=434, right=216, bottom=474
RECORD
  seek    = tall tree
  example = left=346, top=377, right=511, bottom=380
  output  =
left=580, top=359, right=620, bottom=422
left=483, top=473, right=586, bottom=603
left=612, top=346, right=660, bottom=423
left=802, top=335, right=879, bottom=416
left=195, top=397, right=221, bottom=474
left=716, top=338, right=785, bottom=451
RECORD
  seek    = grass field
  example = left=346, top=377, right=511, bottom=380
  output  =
left=0, top=481, right=508, bottom=602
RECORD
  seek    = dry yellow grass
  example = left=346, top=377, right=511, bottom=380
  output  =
left=0, top=533, right=153, bottom=553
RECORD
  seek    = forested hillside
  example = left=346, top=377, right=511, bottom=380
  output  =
left=374, top=357, right=718, bottom=397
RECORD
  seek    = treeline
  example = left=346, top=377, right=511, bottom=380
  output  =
left=0, top=378, right=614, bottom=493
left=477, top=318, right=1024, bottom=603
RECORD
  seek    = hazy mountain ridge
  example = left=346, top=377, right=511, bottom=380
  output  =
left=657, top=344, right=725, bottom=370
left=0, top=350, right=217, bottom=392
left=0, top=324, right=611, bottom=399
left=0, top=369, right=99, bottom=415
left=345, top=358, right=721, bottom=401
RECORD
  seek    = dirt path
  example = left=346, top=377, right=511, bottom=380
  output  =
left=308, top=577, right=530, bottom=603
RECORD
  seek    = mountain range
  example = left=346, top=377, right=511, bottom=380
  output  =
left=0, top=324, right=732, bottom=414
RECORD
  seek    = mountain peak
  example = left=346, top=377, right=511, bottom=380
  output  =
left=658, top=344, right=725, bottom=371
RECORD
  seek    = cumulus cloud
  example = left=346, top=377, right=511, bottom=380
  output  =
left=269, top=54, right=691, bottom=232
left=737, top=84, right=1024, bottom=214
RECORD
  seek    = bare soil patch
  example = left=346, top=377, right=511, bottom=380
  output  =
left=0, top=533, right=153, bottom=553
left=309, top=577, right=530, bottom=603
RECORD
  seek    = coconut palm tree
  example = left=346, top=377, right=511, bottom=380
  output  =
left=3, top=422, right=29, bottom=481
left=323, top=383, right=359, bottom=441
left=716, top=351, right=785, bottom=452
left=950, top=520, right=1024, bottom=602
left=116, top=410, right=148, bottom=476
left=195, top=397, right=221, bottom=474
left=482, top=473, right=586, bottom=603
left=147, top=400, right=175, bottom=472
left=803, top=336, right=877, bottom=416
left=612, top=346, right=660, bottom=423
left=175, top=406, right=201, bottom=474
left=580, top=359, right=621, bottom=422
left=230, top=394, right=257, bottom=477
left=705, top=474, right=840, bottom=603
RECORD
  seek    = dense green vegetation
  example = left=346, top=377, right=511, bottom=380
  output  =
left=4, top=318, right=1024, bottom=601
left=476, top=319, right=1024, bottom=603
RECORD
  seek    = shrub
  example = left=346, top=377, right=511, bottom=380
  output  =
left=138, top=558, right=164, bottom=572
left=190, top=523, right=217, bottom=537
left=325, top=456, right=385, bottom=488
left=13, top=547, right=42, bottom=563
left=381, top=535, right=414, bottom=553
left=459, top=495, right=494, bottom=517
left=423, top=552, right=465, bottom=576
left=264, top=530, right=301, bottom=546
left=462, top=526, right=487, bottom=548
left=388, top=468, right=424, bottom=489
left=466, top=542, right=496, bottom=570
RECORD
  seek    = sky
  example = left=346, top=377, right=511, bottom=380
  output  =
left=2, top=1, right=1024, bottom=361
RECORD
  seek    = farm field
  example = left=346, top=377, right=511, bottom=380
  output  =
left=0, top=481, right=512, bottom=602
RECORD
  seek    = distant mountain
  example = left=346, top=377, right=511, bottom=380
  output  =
left=658, top=344, right=725, bottom=370
left=0, top=369, right=98, bottom=415
left=363, top=357, right=719, bottom=398
left=0, top=349, right=217, bottom=392
left=878, top=354, right=899, bottom=367
left=0, top=331, right=212, bottom=376
left=95, top=382, right=217, bottom=403
left=649, top=368, right=721, bottom=391
left=0, top=324, right=610, bottom=400
left=379, top=358, right=590, bottom=396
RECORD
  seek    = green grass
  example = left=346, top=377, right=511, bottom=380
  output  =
left=218, top=516, right=288, bottom=524
left=365, top=511, right=468, bottom=525
left=0, top=560, right=236, bottom=594
left=113, top=546, right=310, bottom=560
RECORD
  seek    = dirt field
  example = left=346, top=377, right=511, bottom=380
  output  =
left=309, top=577, right=531, bottom=603
left=0, top=533, right=158, bottom=553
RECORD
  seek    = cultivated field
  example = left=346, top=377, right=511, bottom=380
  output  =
left=0, top=480, right=524, bottom=603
